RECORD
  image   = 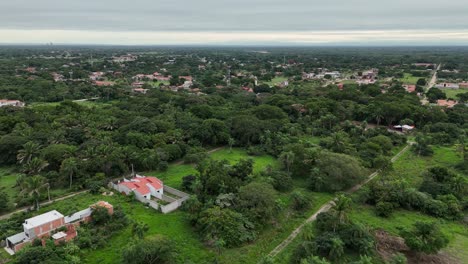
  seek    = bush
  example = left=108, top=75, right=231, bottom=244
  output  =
left=121, top=236, right=176, bottom=264
left=270, top=171, right=293, bottom=192
left=291, top=191, right=311, bottom=211
left=401, top=222, right=449, bottom=254
left=375, top=201, right=395, bottom=217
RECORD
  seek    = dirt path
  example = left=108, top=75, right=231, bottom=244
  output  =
left=0, top=190, right=88, bottom=220
left=267, top=143, right=412, bottom=259
left=173, top=146, right=225, bottom=165
left=0, top=147, right=226, bottom=220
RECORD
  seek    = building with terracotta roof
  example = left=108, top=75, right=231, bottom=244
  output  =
left=0, top=100, right=25, bottom=107
left=437, top=99, right=458, bottom=108
left=403, top=84, right=416, bottom=93
left=117, top=175, right=164, bottom=199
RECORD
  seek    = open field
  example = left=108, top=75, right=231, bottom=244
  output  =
left=440, top=88, right=468, bottom=99
left=264, top=76, right=288, bottom=86
left=399, top=73, right=422, bottom=84
left=0, top=167, right=18, bottom=200
left=145, top=148, right=279, bottom=189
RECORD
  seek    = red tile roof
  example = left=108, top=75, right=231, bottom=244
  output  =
left=119, top=176, right=163, bottom=196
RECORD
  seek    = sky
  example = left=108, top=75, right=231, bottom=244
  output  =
left=1, top=0, right=468, bottom=45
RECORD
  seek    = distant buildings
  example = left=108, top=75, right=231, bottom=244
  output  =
left=94, top=81, right=115, bottom=87
left=0, top=100, right=25, bottom=107
left=113, top=55, right=137, bottom=63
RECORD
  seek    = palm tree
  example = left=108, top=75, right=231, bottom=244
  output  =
left=23, top=157, right=49, bottom=175
left=279, top=151, right=295, bottom=175
left=17, top=142, right=41, bottom=164
left=131, top=221, right=149, bottom=239
left=328, top=237, right=344, bottom=260
left=332, top=194, right=352, bottom=225
left=60, top=157, right=78, bottom=189
left=20, top=176, right=49, bottom=211
left=228, top=137, right=235, bottom=153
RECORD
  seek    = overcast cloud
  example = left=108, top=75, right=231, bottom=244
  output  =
left=1, top=0, right=467, bottom=44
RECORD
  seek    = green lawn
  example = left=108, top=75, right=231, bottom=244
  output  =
left=210, top=148, right=280, bottom=173
left=145, top=148, right=279, bottom=189
left=0, top=167, right=20, bottom=202
left=264, top=76, right=288, bottom=86
left=440, top=88, right=468, bottom=100
left=398, top=73, right=422, bottom=85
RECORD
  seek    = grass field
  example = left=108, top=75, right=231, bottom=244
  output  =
left=29, top=100, right=114, bottom=108
left=0, top=167, right=18, bottom=199
left=264, top=76, right=288, bottom=86
left=398, top=73, right=423, bottom=85
left=145, top=148, right=279, bottom=189
left=274, top=144, right=466, bottom=263
left=149, top=80, right=170, bottom=87
left=440, top=88, right=468, bottom=100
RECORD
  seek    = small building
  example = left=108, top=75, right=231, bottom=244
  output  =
left=133, top=88, right=149, bottom=94
left=94, top=81, right=115, bottom=87
left=435, top=83, right=459, bottom=89
left=403, top=84, right=416, bottom=93
left=117, top=175, right=164, bottom=200
left=0, top=100, right=25, bottom=107
left=4, top=201, right=113, bottom=255
left=459, top=82, right=468, bottom=89
left=437, top=99, right=458, bottom=108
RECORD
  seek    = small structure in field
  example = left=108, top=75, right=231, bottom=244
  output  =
left=111, top=175, right=189, bottom=214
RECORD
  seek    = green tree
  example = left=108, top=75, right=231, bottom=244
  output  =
left=401, top=221, right=449, bottom=254
left=60, top=157, right=78, bottom=189
left=22, top=157, right=49, bottom=175
left=17, top=141, right=41, bottom=164
left=132, top=221, right=149, bottom=239
left=20, top=175, right=49, bottom=210
left=121, top=236, right=175, bottom=264
left=237, top=182, right=277, bottom=223
left=279, top=151, right=295, bottom=175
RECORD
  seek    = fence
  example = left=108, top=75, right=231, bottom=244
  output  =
left=109, top=180, right=189, bottom=214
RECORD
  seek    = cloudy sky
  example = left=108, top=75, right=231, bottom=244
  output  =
left=1, top=0, right=468, bottom=45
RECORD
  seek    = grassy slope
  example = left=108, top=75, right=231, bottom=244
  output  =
left=349, top=145, right=467, bottom=262
left=275, top=145, right=466, bottom=263
left=0, top=167, right=18, bottom=200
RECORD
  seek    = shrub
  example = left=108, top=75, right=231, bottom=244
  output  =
left=375, top=201, right=395, bottom=217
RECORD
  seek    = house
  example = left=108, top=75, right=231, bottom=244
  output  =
left=133, top=88, right=149, bottom=94
left=459, top=82, right=468, bottom=89
left=4, top=201, right=113, bottom=255
left=179, top=76, right=193, bottom=82
left=0, top=100, right=25, bottom=107
left=403, top=84, right=416, bottom=93
left=131, top=82, right=145, bottom=88
left=437, top=99, right=458, bottom=108
left=94, top=81, right=115, bottom=87
left=89, top=72, right=105, bottom=81
left=117, top=175, right=164, bottom=200
left=324, top=71, right=341, bottom=79
left=435, top=83, right=459, bottom=89
left=113, top=55, right=137, bottom=63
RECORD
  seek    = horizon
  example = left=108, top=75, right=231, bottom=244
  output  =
left=1, top=0, right=468, bottom=45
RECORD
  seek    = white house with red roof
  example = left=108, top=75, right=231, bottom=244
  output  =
left=117, top=175, right=164, bottom=199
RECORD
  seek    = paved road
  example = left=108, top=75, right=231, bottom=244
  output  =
left=267, top=144, right=412, bottom=259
